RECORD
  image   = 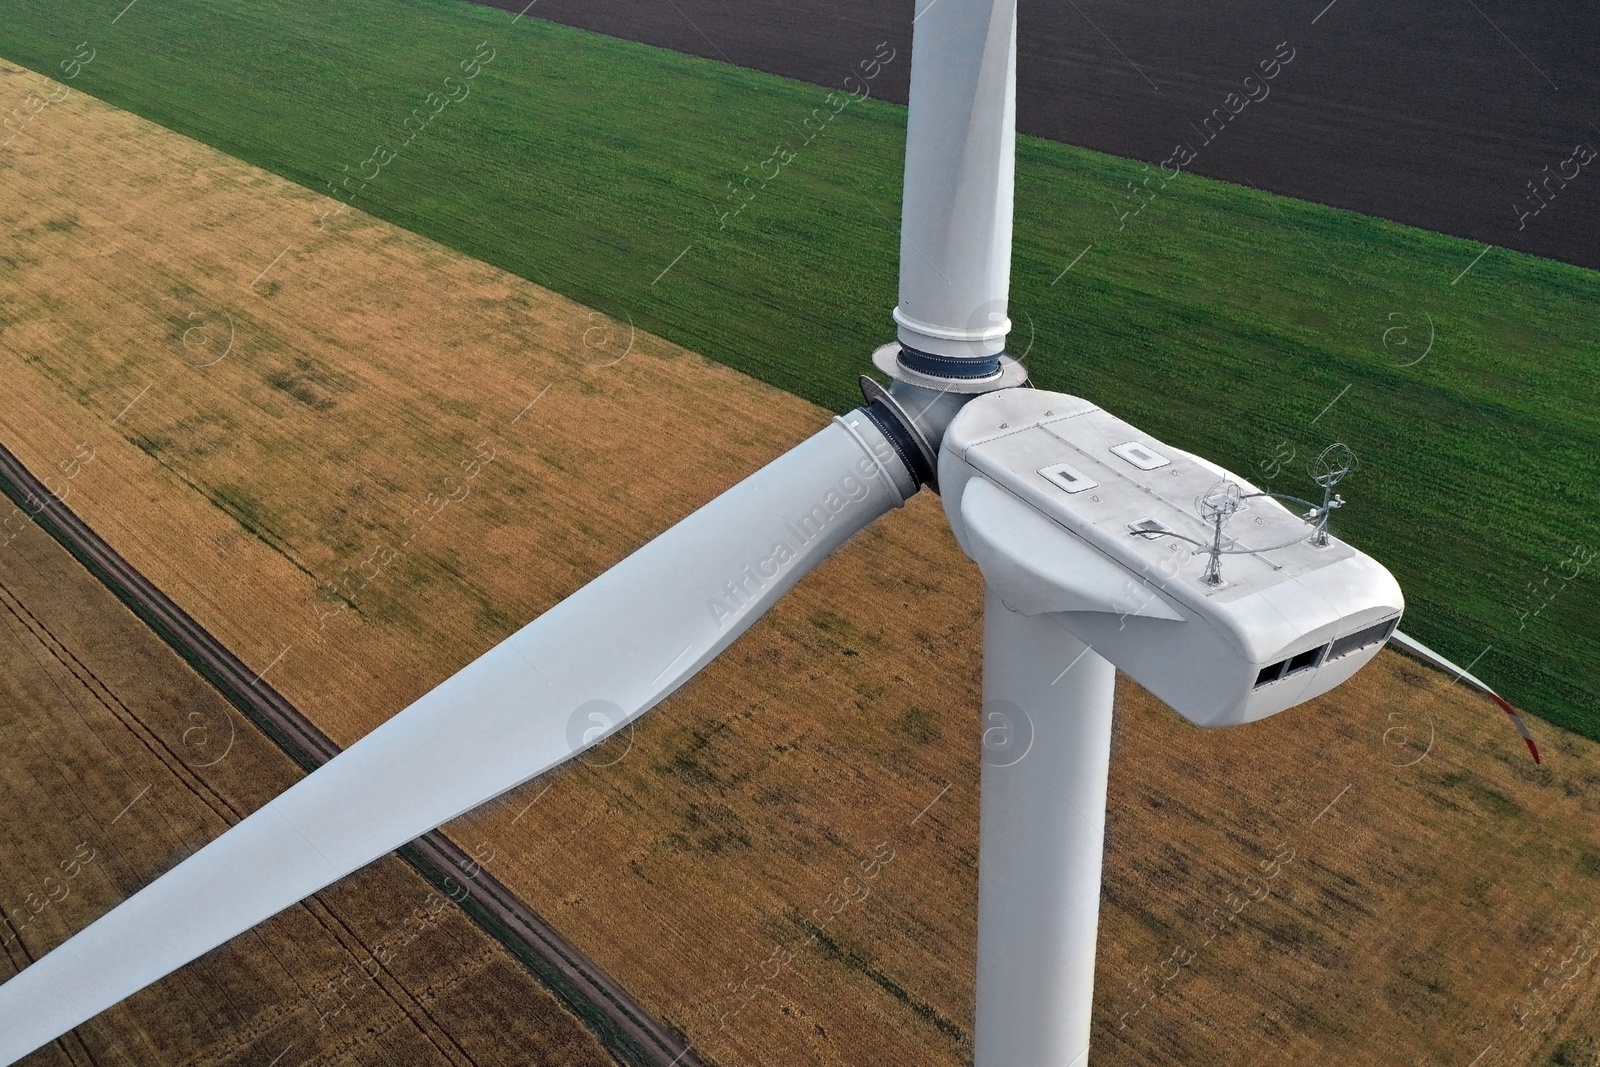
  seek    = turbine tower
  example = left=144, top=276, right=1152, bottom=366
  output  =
left=1, top=0, right=1530, bottom=1061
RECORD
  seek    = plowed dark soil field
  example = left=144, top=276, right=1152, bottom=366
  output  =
left=473, top=0, right=1600, bottom=269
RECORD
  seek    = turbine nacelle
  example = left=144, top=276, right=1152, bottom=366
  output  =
left=939, top=388, right=1403, bottom=728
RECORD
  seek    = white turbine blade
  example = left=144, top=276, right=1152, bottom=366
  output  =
left=895, top=0, right=1017, bottom=366
left=1388, top=629, right=1541, bottom=763
left=0, top=413, right=913, bottom=1064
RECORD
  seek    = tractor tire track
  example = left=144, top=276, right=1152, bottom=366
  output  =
left=2, top=515, right=482, bottom=1067
left=0, top=440, right=703, bottom=1067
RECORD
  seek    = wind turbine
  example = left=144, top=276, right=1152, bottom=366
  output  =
left=0, top=0, right=1533, bottom=1061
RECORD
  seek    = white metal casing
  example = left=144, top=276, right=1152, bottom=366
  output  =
left=940, top=389, right=1404, bottom=727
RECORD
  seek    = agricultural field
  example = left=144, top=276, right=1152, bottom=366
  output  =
left=0, top=476, right=614, bottom=1066
left=2, top=0, right=1595, bottom=736
left=2, top=67, right=1599, bottom=1067
left=467, top=0, right=1600, bottom=269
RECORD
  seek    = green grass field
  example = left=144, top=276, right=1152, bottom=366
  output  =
left=2, top=0, right=1596, bottom=737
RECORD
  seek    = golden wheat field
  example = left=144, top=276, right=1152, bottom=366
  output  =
left=0, top=491, right=614, bottom=1067
left=2, top=59, right=1599, bottom=1067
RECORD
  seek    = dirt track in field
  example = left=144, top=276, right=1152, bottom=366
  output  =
left=0, top=492, right=617, bottom=1067
left=4, top=59, right=1600, bottom=1067
left=470, top=0, right=1600, bottom=269
left=0, top=440, right=698, bottom=1067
